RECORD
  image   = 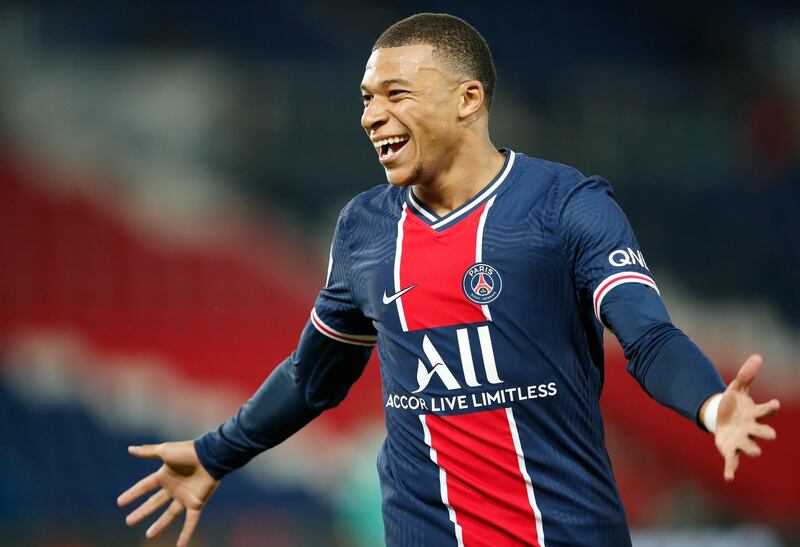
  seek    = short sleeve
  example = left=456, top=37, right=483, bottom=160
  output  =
left=310, top=208, right=377, bottom=346
left=557, top=175, right=660, bottom=324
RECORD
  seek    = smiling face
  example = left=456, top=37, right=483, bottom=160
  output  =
left=360, top=44, right=469, bottom=187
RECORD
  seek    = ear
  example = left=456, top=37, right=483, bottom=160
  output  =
left=457, top=80, right=485, bottom=119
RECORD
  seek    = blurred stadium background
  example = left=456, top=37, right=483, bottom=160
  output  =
left=0, top=1, right=798, bottom=545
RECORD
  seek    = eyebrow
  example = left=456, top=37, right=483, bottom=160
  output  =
left=360, top=78, right=413, bottom=91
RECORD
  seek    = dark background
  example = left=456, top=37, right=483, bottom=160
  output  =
left=0, top=1, right=797, bottom=545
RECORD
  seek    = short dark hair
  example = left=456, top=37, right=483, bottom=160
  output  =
left=373, top=13, right=497, bottom=111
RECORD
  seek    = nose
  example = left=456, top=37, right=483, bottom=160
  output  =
left=361, top=98, right=389, bottom=133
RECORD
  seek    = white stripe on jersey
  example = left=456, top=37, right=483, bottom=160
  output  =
left=310, top=308, right=377, bottom=346
left=420, top=414, right=465, bottom=547
left=506, top=407, right=546, bottom=546
left=592, top=271, right=660, bottom=323
left=476, top=194, right=497, bottom=321
left=431, top=151, right=516, bottom=230
left=394, top=204, right=409, bottom=331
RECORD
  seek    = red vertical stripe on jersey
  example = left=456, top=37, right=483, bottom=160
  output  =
left=426, top=409, right=541, bottom=546
left=399, top=206, right=487, bottom=331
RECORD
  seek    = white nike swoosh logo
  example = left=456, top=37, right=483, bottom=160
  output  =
left=382, top=284, right=417, bottom=305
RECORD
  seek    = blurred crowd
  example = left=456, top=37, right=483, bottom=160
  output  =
left=0, top=1, right=797, bottom=545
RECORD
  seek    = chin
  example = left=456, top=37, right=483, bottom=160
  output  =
left=384, top=167, right=413, bottom=187
left=384, top=162, right=424, bottom=187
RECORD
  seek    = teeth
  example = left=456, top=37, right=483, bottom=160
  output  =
left=373, top=135, right=409, bottom=149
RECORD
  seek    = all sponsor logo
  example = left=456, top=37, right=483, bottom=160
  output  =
left=462, top=263, right=502, bottom=304
left=413, top=326, right=502, bottom=393
left=385, top=326, right=558, bottom=412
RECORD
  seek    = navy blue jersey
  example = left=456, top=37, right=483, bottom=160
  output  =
left=197, top=148, right=725, bottom=547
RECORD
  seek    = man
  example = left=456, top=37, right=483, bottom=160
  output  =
left=117, top=13, right=779, bottom=547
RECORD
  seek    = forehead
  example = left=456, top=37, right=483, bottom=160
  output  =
left=360, top=44, right=444, bottom=88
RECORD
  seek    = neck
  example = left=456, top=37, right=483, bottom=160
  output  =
left=412, top=138, right=506, bottom=216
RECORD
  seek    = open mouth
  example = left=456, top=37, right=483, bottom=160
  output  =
left=374, top=135, right=409, bottom=163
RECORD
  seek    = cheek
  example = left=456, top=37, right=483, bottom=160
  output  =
left=397, top=102, right=452, bottom=158
left=423, top=104, right=457, bottom=140
left=410, top=113, right=444, bottom=146
left=399, top=101, right=437, bottom=132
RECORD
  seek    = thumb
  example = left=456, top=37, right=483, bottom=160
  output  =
left=729, top=354, right=763, bottom=392
left=128, top=444, right=164, bottom=459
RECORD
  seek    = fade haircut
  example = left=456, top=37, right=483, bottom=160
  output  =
left=372, top=13, right=497, bottom=111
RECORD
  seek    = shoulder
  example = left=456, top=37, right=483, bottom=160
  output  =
left=516, top=153, right=607, bottom=195
left=513, top=152, right=586, bottom=184
left=512, top=152, right=613, bottom=215
left=337, top=182, right=404, bottom=229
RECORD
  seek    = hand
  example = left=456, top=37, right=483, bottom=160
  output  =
left=711, top=354, right=780, bottom=481
left=117, top=440, right=220, bottom=547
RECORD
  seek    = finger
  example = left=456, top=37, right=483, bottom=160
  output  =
left=749, top=423, right=777, bottom=441
left=724, top=451, right=739, bottom=482
left=146, top=499, right=184, bottom=539
left=754, top=399, right=780, bottom=420
left=127, top=444, right=164, bottom=459
left=117, top=472, right=159, bottom=507
left=177, top=508, right=202, bottom=547
left=125, top=488, right=170, bottom=526
left=738, top=438, right=762, bottom=458
left=729, top=354, right=763, bottom=392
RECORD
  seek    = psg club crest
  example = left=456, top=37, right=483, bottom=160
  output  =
left=462, top=263, right=502, bottom=304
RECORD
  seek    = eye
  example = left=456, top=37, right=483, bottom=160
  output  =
left=388, top=90, right=408, bottom=98
left=361, top=93, right=372, bottom=105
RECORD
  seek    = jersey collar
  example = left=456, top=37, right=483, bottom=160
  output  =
left=405, top=148, right=517, bottom=231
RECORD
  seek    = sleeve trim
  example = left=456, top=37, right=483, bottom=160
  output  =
left=310, top=308, right=377, bottom=346
left=593, top=271, right=660, bottom=322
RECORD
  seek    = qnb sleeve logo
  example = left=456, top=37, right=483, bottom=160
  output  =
left=462, top=263, right=502, bottom=304
left=413, top=326, right=503, bottom=393
left=608, top=247, right=649, bottom=270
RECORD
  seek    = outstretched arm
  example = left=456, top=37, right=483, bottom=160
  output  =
left=195, top=319, right=374, bottom=478
left=556, top=173, right=779, bottom=481
left=700, top=354, right=779, bottom=481
left=603, top=286, right=779, bottom=480
left=117, top=202, right=375, bottom=545
left=118, top=319, right=373, bottom=545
